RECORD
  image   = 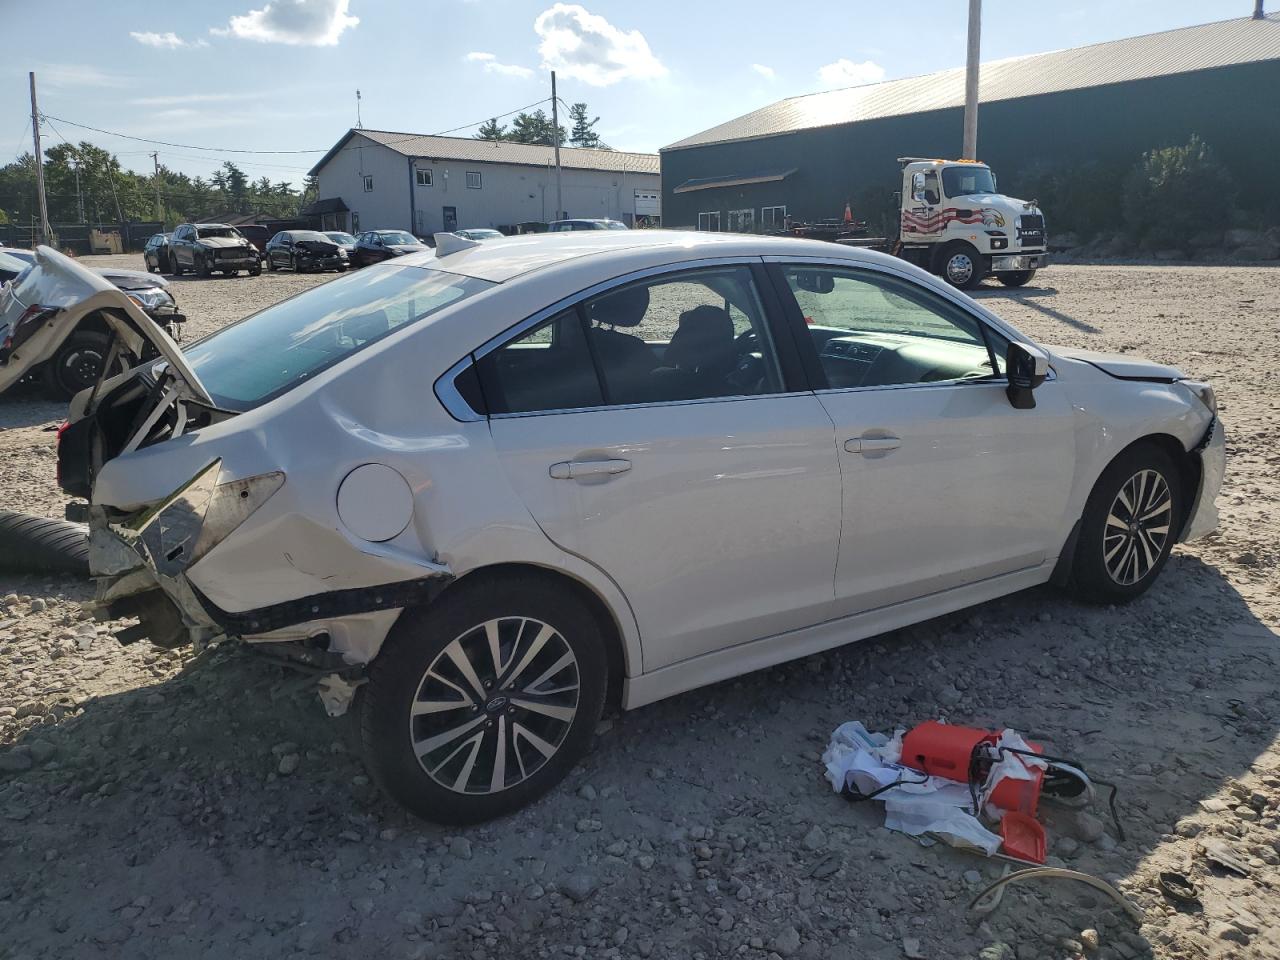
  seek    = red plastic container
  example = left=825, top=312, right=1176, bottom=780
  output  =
left=1000, top=812, right=1047, bottom=864
left=899, top=721, right=1044, bottom=814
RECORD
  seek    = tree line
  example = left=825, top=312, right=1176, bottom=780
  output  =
left=0, top=142, right=316, bottom=229
left=475, top=102, right=607, bottom=149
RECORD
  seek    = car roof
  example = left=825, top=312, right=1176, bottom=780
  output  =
left=406, top=229, right=911, bottom=284
left=195, top=223, right=234, bottom=229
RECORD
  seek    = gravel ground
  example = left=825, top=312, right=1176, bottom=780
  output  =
left=1, top=255, right=1278, bottom=960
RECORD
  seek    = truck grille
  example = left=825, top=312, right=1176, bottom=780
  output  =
left=1017, top=214, right=1045, bottom=247
left=218, top=248, right=246, bottom=259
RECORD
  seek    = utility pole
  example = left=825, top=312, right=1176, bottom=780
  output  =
left=1253, top=1, right=1265, bottom=19
left=356, top=89, right=363, bottom=128
left=962, top=0, right=981, bottom=160
left=551, top=71, right=563, bottom=220
left=73, top=158, right=85, bottom=223
left=151, top=152, right=162, bottom=224
left=28, top=72, right=52, bottom=246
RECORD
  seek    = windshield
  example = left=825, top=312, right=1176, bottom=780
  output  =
left=184, top=265, right=493, bottom=410
left=942, top=165, right=997, bottom=197
left=197, top=227, right=243, bottom=240
left=380, top=231, right=418, bottom=246
left=290, top=231, right=331, bottom=243
left=326, top=232, right=356, bottom=244
left=605, top=221, right=628, bottom=230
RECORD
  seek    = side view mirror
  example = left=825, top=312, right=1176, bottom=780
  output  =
left=1006, top=342, right=1049, bottom=409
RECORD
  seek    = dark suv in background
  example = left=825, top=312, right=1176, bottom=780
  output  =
left=168, top=223, right=260, bottom=277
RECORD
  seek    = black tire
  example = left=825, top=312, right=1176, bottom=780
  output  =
left=40, top=329, right=120, bottom=401
left=249, top=266, right=261, bottom=277
left=362, top=573, right=608, bottom=824
left=998, top=269, right=1036, bottom=288
left=197, top=256, right=210, bottom=278
left=265, top=254, right=275, bottom=272
left=0, top=510, right=89, bottom=577
left=1071, top=442, right=1184, bottom=604
left=939, top=242, right=985, bottom=290
left=291, top=253, right=304, bottom=273
left=169, top=253, right=183, bottom=276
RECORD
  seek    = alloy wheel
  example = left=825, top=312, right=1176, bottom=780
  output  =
left=408, top=616, right=580, bottom=795
left=1103, top=468, right=1172, bottom=585
left=946, top=253, right=974, bottom=285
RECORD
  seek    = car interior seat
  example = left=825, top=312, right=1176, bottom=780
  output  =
left=588, top=285, right=656, bottom=403
left=651, top=304, right=737, bottom=399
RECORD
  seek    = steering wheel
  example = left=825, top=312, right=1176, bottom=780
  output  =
left=734, top=328, right=759, bottom=354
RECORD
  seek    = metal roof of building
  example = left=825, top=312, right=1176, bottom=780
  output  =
left=309, top=129, right=659, bottom=177
left=664, top=14, right=1280, bottom=152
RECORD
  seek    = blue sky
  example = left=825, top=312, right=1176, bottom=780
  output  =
left=1, top=0, right=1256, bottom=186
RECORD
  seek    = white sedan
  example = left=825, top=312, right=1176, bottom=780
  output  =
left=41, top=232, right=1222, bottom=824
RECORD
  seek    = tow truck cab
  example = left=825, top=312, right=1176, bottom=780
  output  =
left=895, top=158, right=1047, bottom=289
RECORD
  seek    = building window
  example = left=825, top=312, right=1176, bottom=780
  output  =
left=415, top=169, right=432, bottom=187
left=697, top=211, right=720, bottom=232
left=727, top=209, right=755, bottom=233
left=761, top=205, right=787, bottom=228
left=465, top=171, right=482, bottom=190
left=362, top=175, right=374, bottom=192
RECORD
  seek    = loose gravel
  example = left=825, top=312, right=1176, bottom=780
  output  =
left=1, top=256, right=1278, bottom=960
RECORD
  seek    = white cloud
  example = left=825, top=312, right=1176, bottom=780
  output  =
left=534, top=3, right=666, bottom=87
left=130, top=31, right=208, bottom=49
left=130, top=93, right=240, bottom=106
left=751, top=63, right=775, bottom=81
left=465, top=51, right=534, bottom=78
left=213, top=0, right=359, bottom=46
left=31, top=63, right=133, bottom=89
left=817, top=58, right=885, bottom=88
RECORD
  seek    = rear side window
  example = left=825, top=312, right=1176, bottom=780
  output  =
left=185, top=265, right=492, bottom=410
left=473, top=266, right=784, bottom=415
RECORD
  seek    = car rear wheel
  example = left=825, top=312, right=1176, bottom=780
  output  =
left=41, top=329, right=121, bottom=400
left=1071, top=443, right=1184, bottom=603
left=998, top=270, right=1037, bottom=288
left=361, top=573, right=607, bottom=824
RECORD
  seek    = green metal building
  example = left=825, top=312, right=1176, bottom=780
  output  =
left=660, top=14, right=1280, bottom=234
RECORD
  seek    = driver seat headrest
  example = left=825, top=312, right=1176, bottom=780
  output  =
left=589, top=285, right=650, bottom=328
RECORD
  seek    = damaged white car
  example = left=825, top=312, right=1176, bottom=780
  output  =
left=36, top=232, right=1223, bottom=824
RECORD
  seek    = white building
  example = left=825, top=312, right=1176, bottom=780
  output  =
left=306, top=128, right=661, bottom=236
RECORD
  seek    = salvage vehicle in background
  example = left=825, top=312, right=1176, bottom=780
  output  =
left=323, top=231, right=358, bottom=255
left=45, top=231, right=1221, bottom=824
left=236, top=224, right=271, bottom=257
left=349, top=229, right=432, bottom=268
left=264, top=230, right=349, bottom=273
left=143, top=233, right=171, bottom=273
left=547, top=218, right=629, bottom=232
left=168, top=223, right=261, bottom=278
left=454, top=228, right=505, bottom=242
left=0, top=249, right=185, bottom=398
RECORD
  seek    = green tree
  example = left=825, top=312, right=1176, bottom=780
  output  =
left=475, top=118, right=507, bottom=141
left=1122, top=135, right=1235, bottom=248
left=508, top=109, right=566, bottom=146
left=568, top=103, right=601, bottom=148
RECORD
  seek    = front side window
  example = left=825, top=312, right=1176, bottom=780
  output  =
left=476, top=265, right=783, bottom=415
left=185, top=265, right=492, bottom=410
left=465, top=171, right=482, bottom=189
left=697, top=211, right=720, bottom=232
left=781, top=265, right=998, bottom=389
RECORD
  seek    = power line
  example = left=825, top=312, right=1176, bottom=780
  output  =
left=39, top=97, right=558, bottom=161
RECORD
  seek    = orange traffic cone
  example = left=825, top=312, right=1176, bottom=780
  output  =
left=843, top=202, right=853, bottom=224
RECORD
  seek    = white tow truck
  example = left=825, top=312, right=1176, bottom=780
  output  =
left=787, top=158, right=1048, bottom=289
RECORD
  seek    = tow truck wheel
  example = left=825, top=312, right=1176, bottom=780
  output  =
left=939, top=242, right=985, bottom=290
left=999, top=269, right=1037, bottom=288
left=362, top=572, right=607, bottom=824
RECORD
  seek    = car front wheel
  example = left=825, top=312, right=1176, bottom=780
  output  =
left=362, top=573, right=607, bottom=824
left=1071, top=443, right=1184, bottom=603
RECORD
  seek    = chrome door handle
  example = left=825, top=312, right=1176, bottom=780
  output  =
left=549, top=458, right=632, bottom=480
left=845, top=436, right=901, bottom=454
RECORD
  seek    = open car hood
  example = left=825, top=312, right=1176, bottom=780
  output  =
left=0, top=246, right=211, bottom=401
left=1047, top=345, right=1184, bottom=382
